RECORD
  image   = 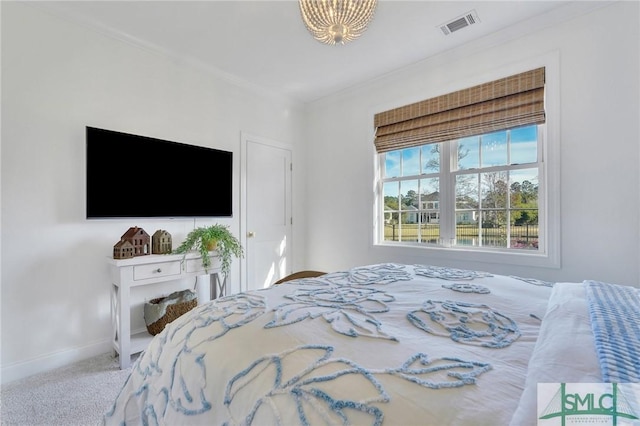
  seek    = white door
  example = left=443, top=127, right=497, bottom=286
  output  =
left=241, top=134, right=292, bottom=292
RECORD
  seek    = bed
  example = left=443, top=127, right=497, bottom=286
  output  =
left=103, top=263, right=640, bottom=425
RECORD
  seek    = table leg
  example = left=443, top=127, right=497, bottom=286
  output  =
left=117, top=283, right=131, bottom=369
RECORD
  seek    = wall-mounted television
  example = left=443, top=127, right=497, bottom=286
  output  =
left=86, top=126, right=233, bottom=219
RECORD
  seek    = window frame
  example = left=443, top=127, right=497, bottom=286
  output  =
left=378, top=125, right=543, bottom=248
left=372, top=56, right=560, bottom=269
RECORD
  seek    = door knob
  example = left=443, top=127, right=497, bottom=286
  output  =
left=248, top=231, right=256, bottom=238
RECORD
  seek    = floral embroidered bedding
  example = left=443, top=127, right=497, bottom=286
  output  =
left=103, top=263, right=640, bottom=425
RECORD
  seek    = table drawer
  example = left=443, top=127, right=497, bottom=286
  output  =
left=185, top=257, right=218, bottom=273
left=133, top=261, right=182, bottom=280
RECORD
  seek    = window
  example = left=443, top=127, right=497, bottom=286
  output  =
left=380, top=124, right=542, bottom=252
left=373, top=67, right=557, bottom=263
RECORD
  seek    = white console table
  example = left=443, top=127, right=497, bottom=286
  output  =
left=108, top=252, right=224, bottom=369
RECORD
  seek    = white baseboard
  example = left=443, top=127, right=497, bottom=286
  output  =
left=1, top=338, right=112, bottom=385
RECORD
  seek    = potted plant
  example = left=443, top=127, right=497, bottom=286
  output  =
left=173, top=224, right=243, bottom=277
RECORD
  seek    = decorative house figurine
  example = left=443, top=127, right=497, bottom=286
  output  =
left=152, top=229, right=172, bottom=254
left=118, top=226, right=150, bottom=257
left=113, top=239, right=135, bottom=259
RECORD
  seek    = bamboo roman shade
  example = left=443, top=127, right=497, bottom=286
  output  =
left=374, top=67, right=545, bottom=153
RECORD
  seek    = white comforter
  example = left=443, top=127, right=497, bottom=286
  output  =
left=511, top=281, right=640, bottom=425
left=104, top=263, right=556, bottom=425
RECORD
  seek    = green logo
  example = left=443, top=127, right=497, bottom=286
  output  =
left=539, top=383, right=639, bottom=425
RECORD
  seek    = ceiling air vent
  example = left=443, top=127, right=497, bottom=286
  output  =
left=439, top=10, right=480, bottom=36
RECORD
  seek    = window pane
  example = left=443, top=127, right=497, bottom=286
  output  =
left=510, top=126, right=537, bottom=164
left=420, top=220, right=440, bottom=244
left=419, top=177, right=439, bottom=207
left=383, top=176, right=401, bottom=241
left=510, top=211, right=538, bottom=249
left=400, top=180, right=419, bottom=210
left=384, top=151, right=400, bottom=178
left=383, top=182, right=399, bottom=211
left=481, top=211, right=507, bottom=248
left=420, top=178, right=440, bottom=243
left=402, top=147, right=420, bottom=176
left=401, top=212, right=416, bottom=226
left=510, top=169, right=538, bottom=209
left=422, top=144, right=440, bottom=173
left=383, top=212, right=400, bottom=242
left=400, top=178, right=419, bottom=241
left=481, top=172, right=508, bottom=209
left=481, top=131, right=507, bottom=167
left=457, top=136, right=479, bottom=170
left=510, top=168, right=539, bottom=250
left=456, top=174, right=478, bottom=209
left=456, top=214, right=479, bottom=246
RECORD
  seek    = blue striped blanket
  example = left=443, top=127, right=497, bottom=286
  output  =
left=585, top=280, right=640, bottom=382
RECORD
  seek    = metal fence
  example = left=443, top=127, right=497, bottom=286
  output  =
left=384, top=223, right=539, bottom=248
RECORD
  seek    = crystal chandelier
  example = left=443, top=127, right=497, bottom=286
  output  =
left=299, top=0, right=378, bottom=46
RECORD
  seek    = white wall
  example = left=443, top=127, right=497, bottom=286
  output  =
left=304, top=2, right=640, bottom=285
left=0, top=3, right=306, bottom=383
left=2, top=1, right=638, bottom=385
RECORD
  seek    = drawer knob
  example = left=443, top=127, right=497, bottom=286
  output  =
left=155, top=268, right=162, bottom=273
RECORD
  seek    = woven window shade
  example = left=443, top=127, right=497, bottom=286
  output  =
left=374, top=68, right=545, bottom=153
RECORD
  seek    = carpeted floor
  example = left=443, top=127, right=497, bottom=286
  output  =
left=1, top=353, right=132, bottom=426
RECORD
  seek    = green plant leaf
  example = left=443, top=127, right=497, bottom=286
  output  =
left=173, top=225, right=244, bottom=278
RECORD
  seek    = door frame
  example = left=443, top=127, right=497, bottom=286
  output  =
left=240, top=132, right=293, bottom=292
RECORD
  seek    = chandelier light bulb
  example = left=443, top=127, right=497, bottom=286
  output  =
left=299, top=0, right=378, bottom=46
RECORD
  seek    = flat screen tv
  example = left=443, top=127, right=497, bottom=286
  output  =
left=86, top=126, right=233, bottom=218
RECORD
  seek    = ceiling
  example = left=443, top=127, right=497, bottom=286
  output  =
left=36, top=1, right=602, bottom=103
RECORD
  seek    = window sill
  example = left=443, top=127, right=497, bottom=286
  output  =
left=373, top=241, right=560, bottom=269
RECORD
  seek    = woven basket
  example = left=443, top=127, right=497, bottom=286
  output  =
left=144, top=290, right=197, bottom=336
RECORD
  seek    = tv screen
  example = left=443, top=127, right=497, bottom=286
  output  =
left=86, top=127, right=233, bottom=218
